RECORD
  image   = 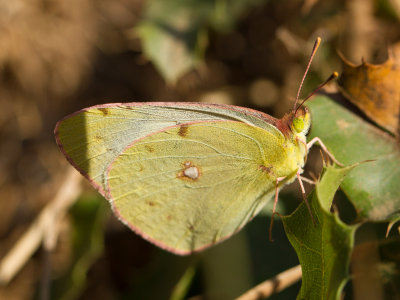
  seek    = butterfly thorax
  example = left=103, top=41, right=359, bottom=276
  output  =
left=274, top=106, right=311, bottom=173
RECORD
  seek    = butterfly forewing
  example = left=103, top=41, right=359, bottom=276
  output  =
left=55, top=102, right=280, bottom=195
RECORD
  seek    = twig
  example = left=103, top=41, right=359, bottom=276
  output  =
left=236, top=265, right=302, bottom=300
left=40, top=247, right=51, bottom=300
left=0, top=167, right=82, bottom=285
left=351, top=240, right=384, bottom=300
left=343, top=0, right=375, bottom=62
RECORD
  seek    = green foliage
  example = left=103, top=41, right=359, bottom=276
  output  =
left=282, top=165, right=357, bottom=300
left=52, top=195, right=109, bottom=300
left=170, top=264, right=197, bottom=300
left=308, top=95, right=400, bottom=224
left=136, top=0, right=268, bottom=82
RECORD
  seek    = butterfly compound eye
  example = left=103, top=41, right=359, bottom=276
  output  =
left=292, top=106, right=311, bottom=134
left=293, top=117, right=305, bottom=133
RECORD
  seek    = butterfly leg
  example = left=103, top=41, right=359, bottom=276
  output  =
left=296, top=171, right=316, bottom=226
left=307, top=137, right=343, bottom=167
left=269, top=176, right=286, bottom=241
left=300, top=176, right=316, bottom=185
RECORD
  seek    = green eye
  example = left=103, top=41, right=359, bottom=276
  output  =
left=293, top=117, right=304, bottom=133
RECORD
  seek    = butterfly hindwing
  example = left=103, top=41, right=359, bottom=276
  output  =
left=107, top=120, right=298, bottom=254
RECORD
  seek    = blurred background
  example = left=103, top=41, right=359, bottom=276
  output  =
left=0, top=0, right=399, bottom=299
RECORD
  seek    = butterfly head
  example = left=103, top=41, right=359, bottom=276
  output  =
left=292, top=106, right=311, bottom=136
left=276, top=106, right=311, bottom=140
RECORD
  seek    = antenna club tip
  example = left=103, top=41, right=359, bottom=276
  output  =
left=312, top=37, right=322, bottom=53
left=333, top=71, right=339, bottom=78
left=315, top=37, right=321, bottom=47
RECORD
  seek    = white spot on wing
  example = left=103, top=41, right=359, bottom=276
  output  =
left=183, top=166, right=199, bottom=180
left=177, top=161, right=202, bottom=181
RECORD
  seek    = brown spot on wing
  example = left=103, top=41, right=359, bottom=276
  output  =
left=97, top=108, right=110, bottom=115
left=178, top=124, right=189, bottom=137
left=145, top=145, right=155, bottom=153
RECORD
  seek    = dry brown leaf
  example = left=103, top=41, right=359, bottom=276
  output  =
left=338, top=53, right=400, bottom=137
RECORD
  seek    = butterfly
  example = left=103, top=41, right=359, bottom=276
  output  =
left=55, top=37, right=340, bottom=255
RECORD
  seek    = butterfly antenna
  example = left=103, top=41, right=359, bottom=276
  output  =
left=293, top=37, right=322, bottom=111
left=295, top=71, right=339, bottom=114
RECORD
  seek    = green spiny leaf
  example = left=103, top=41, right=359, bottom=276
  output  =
left=308, top=95, right=400, bottom=223
left=282, top=165, right=357, bottom=300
